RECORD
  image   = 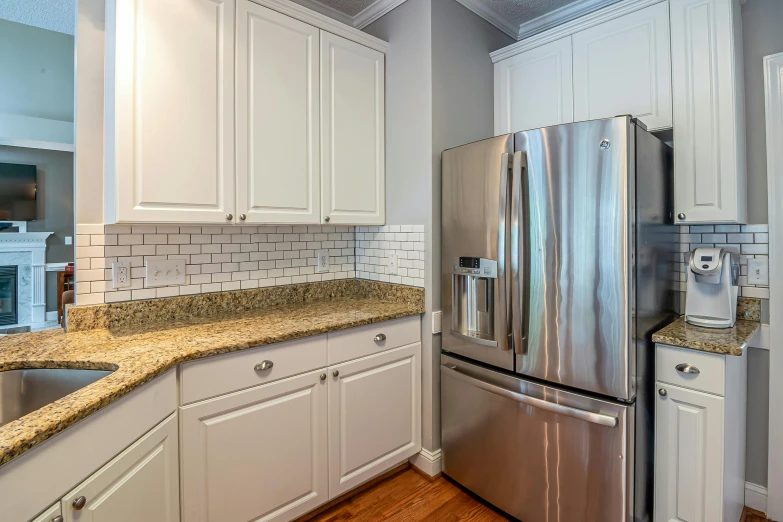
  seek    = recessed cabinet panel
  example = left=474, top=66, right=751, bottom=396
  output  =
left=654, top=384, right=723, bottom=522
left=321, top=32, right=385, bottom=225
left=236, top=0, right=320, bottom=224
left=107, top=0, right=236, bottom=223
left=62, top=413, right=180, bottom=522
left=572, top=2, right=672, bottom=130
left=670, top=0, right=746, bottom=223
left=494, top=37, right=574, bottom=134
left=328, top=344, right=421, bottom=497
left=180, top=370, right=328, bottom=522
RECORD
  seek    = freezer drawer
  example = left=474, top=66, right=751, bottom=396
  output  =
left=441, top=354, right=633, bottom=522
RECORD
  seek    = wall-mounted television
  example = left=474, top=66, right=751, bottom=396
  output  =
left=0, top=163, right=37, bottom=221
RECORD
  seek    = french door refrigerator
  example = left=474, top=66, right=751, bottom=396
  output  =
left=440, top=116, right=675, bottom=522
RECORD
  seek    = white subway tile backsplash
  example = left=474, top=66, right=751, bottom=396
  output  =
left=76, top=224, right=426, bottom=304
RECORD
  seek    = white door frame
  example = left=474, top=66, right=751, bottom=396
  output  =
left=764, top=51, right=783, bottom=521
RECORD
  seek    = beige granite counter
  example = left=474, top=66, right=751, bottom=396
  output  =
left=0, top=280, right=424, bottom=467
left=652, top=316, right=759, bottom=356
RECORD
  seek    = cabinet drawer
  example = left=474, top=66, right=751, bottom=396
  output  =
left=327, top=316, right=420, bottom=365
left=655, top=344, right=725, bottom=396
left=181, top=335, right=327, bottom=405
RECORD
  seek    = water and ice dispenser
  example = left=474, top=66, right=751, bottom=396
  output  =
left=450, top=257, right=499, bottom=346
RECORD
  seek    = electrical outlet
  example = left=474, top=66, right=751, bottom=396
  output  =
left=748, top=258, right=769, bottom=285
left=65, top=236, right=73, bottom=245
left=432, top=311, right=442, bottom=334
left=145, top=259, right=186, bottom=287
left=316, top=250, right=329, bottom=273
left=388, top=252, right=398, bottom=275
left=112, top=261, right=130, bottom=289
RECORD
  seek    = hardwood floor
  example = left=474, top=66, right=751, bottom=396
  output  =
left=301, top=466, right=772, bottom=522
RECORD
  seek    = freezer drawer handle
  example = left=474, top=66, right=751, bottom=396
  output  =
left=442, top=364, right=618, bottom=428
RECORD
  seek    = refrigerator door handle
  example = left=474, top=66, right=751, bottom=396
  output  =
left=443, top=364, right=618, bottom=428
left=510, top=151, right=527, bottom=355
left=497, top=152, right=511, bottom=351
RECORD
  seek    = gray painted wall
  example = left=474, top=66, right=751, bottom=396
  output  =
left=0, top=146, right=74, bottom=312
left=0, top=19, right=74, bottom=122
left=742, top=0, right=783, bottom=224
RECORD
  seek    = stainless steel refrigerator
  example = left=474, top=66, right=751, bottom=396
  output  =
left=440, top=116, right=675, bottom=522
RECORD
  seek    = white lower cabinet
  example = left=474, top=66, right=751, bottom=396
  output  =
left=328, top=343, right=421, bottom=497
left=31, top=503, right=62, bottom=522
left=180, top=369, right=328, bottom=522
left=654, top=344, right=747, bottom=522
left=61, top=412, right=180, bottom=522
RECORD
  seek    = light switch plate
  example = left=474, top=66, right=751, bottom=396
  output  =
left=432, top=311, right=442, bottom=334
left=748, top=258, right=769, bottom=286
left=316, top=250, right=329, bottom=273
left=388, top=252, right=398, bottom=275
left=112, top=261, right=130, bottom=289
left=145, top=259, right=186, bottom=287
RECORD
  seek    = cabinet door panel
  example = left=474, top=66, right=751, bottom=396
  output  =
left=494, top=37, right=573, bottom=134
left=321, top=31, right=385, bottom=225
left=572, top=2, right=672, bottom=130
left=180, top=370, right=328, bottom=522
left=654, top=383, right=723, bottom=522
left=62, top=413, right=179, bottom=522
left=108, top=0, right=235, bottom=223
left=236, top=0, right=320, bottom=224
left=31, top=502, right=61, bottom=522
left=670, top=0, right=746, bottom=223
left=328, top=344, right=420, bottom=497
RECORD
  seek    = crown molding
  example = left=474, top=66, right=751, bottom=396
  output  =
left=291, top=0, right=354, bottom=26
left=491, top=0, right=664, bottom=62
left=454, top=0, right=519, bottom=39
left=355, top=0, right=410, bottom=28
left=516, top=0, right=621, bottom=40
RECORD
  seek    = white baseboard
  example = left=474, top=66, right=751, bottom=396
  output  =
left=409, top=448, right=442, bottom=477
left=746, top=482, right=768, bottom=513
left=45, top=311, right=58, bottom=321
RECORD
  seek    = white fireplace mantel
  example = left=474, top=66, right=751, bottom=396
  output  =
left=0, top=232, right=52, bottom=327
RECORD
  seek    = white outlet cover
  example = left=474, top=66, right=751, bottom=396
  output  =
left=65, top=236, right=73, bottom=245
left=388, top=252, right=398, bottom=275
left=748, top=258, right=769, bottom=286
left=432, top=311, right=442, bottom=334
left=316, top=250, right=329, bottom=273
left=145, top=259, right=186, bottom=287
left=112, top=261, right=131, bottom=289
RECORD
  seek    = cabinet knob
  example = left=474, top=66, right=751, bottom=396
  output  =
left=226, top=213, right=234, bottom=221
left=333, top=370, right=339, bottom=377
left=374, top=333, right=386, bottom=342
left=675, top=363, right=700, bottom=374
left=324, top=216, right=330, bottom=222
left=52, top=517, right=64, bottom=522
left=677, top=213, right=686, bottom=220
left=239, top=214, right=247, bottom=221
left=658, top=388, right=667, bottom=397
left=73, top=496, right=87, bottom=510
left=254, top=360, right=274, bottom=371
left=320, top=373, right=327, bottom=381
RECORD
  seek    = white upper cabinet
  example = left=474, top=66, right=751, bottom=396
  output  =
left=105, top=0, right=236, bottom=224
left=236, top=0, right=321, bottom=224
left=494, top=36, right=574, bottom=134
left=572, top=2, right=672, bottom=130
left=321, top=32, right=386, bottom=225
left=670, top=0, right=746, bottom=224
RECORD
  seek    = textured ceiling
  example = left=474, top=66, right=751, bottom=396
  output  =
left=315, top=0, right=378, bottom=17
left=0, top=0, right=75, bottom=35
left=484, top=0, right=582, bottom=26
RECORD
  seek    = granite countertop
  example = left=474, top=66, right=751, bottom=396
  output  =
left=652, top=317, right=760, bottom=356
left=0, top=280, right=424, bottom=468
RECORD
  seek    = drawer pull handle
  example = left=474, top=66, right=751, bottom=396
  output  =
left=675, top=363, right=700, bottom=375
left=333, top=370, right=339, bottom=377
left=254, top=360, right=274, bottom=371
left=658, top=388, right=667, bottom=397
left=53, top=517, right=64, bottom=522
left=374, top=333, right=386, bottom=342
left=73, top=496, right=87, bottom=510
left=320, top=373, right=327, bottom=381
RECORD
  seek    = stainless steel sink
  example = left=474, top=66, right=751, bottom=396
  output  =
left=0, top=369, right=114, bottom=428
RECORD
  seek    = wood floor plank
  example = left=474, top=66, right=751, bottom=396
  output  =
left=301, top=469, right=772, bottom=522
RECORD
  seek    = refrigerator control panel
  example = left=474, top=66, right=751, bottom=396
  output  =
left=453, top=257, right=497, bottom=278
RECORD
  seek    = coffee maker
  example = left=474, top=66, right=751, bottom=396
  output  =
left=684, top=247, right=740, bottom=328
